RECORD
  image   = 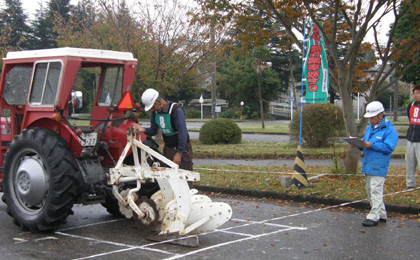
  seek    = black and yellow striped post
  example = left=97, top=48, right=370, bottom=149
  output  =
left=291, top=146, right=309, bottom=188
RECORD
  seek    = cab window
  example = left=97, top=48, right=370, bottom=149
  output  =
left=98, top=66, right=123, bottom=106
left=29, top=61, right=62, bottom=105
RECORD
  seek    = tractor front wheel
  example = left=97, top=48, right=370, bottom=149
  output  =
left=2, top=128, right=78, bottom=232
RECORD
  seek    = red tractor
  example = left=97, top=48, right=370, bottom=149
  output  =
left=0, top=48, right=154, bottom=231
left=0, top=48, right=231, bottom=242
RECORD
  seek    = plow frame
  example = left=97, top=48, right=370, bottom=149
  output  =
left=108, top=128, right=201, bottom=234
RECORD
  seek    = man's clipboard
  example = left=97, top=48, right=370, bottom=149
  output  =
left=343, top=136, right=364, bottom=148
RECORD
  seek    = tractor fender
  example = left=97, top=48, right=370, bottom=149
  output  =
left=27, top=118, right=83, bottom=158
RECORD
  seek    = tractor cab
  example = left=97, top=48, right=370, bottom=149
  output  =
left=0, top=48, right=141, bottom=181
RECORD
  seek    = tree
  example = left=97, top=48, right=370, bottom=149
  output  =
left=253, top=47, right=271, bottom=128
left=194, top=0, right=301, bottom=122
left=197, top=0, right=420, bottom=174
left=217, top=50, right=281, bottom=119
left=393, top=1, right=420, bottom=84
left=54, top=0, right=223, bottom=104
left=265, top=0, right=420, bottom=174
left=0, top=0, right=32, bottom=70
left=0, top=0, right=31, bottom=49
left=29, top=0, right=72, bottom=49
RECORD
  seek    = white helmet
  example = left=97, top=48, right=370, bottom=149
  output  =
left=141, top=88, right=159, bottom=111
left=364, top=101, right=384, bottom=118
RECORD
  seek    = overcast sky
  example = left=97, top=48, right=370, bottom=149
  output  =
left=5, top=0, right=80, bottom=20
left=2, top=0, right=392, bottom=44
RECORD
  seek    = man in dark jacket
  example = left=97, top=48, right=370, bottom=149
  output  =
left=406, top=84, right=420, bottom=189
left=134, top=88, right=193, bottom=171
left=360, top=101, right=398, bottom=227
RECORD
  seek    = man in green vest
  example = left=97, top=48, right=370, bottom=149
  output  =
left=134, top=88, right=193, bottom=171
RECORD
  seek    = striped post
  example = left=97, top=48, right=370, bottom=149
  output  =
left=291, top=146, right=309, bottom=188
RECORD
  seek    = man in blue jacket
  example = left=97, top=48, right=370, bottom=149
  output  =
left=360, top=101, right=398, bottom=227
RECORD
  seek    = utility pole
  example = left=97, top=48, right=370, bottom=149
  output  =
left=256, top=57, right=265, bottom=129
left=210, top=19, right=216, bottom=120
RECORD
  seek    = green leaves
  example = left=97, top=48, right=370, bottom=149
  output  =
left=199, top=118, right=242, bottom=144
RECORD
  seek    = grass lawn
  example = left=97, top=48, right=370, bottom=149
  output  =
left=194, top=164, right=419, bottom=208
left=192, top=140, right=407, bottom=159
left=189, top=124, right=290, bottom=134
left=191, top=120, right=409, bottom=135
left=190, top=140, right=418, bottom=210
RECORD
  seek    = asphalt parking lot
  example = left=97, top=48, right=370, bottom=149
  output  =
left=1, top=191, right=419, bottom=260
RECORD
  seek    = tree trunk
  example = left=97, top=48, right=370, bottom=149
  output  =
left=339, top=80, right=361, bottom=175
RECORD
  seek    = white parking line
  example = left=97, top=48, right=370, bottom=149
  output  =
left=55, top=231, right=175, bottom=260
left=231, top=218, right=307, bottom=229
left=216, top=230, right=254, bottom=237
left=158, top=188, right=418, bottom=259
left=58, top=219, right=124, bottom=232
left=56, top=188, right=418, bottom=260
left=162, top=227, right=301, bottom=260
left=55, top=216, right=304, bottom=260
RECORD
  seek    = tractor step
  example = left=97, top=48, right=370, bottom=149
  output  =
left=146, top=233, right=199, bottom=247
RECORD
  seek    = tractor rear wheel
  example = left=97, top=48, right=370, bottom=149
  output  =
left=101, top=186, right=125, bottom=218
left=2, top=128, right=78, bottom=232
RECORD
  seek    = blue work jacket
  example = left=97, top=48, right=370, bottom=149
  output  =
left=360, top=117, right=398, bottom=177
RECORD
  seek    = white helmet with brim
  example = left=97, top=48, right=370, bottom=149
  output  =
left=141, top=88, right=159, bottom=111
left=364, top=101, right=385, bottom=118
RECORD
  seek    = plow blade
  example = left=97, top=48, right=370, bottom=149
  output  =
left=184, top=201, right=232, bottom=235
left=147, top=233, right=199, bottom=247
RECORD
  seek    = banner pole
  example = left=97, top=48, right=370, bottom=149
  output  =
left=299, top=18, right=306, bottom=147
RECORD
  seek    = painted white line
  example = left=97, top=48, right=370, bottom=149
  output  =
left=231, top=218, right=306, bottom=229
left=160, top=188, right=418, bottom=259
left=216, top=229, right=254, bottom=237
left=58, top=218, right=124, bottom=232
left=55, top=187, right=419, bottom=260
left=71, top=248, right=138, bottom=260
left=261, top=187, right=420, bottom=223
left=34, top=236, right=58, bottom=242
left=13, top=238, right=28, bottom=244
left=55, top=231, right=175, bottom=260
left=163, top=227, right=300, bottom=260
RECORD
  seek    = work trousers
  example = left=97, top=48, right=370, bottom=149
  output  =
left=163, top=142, right=193, bottom=171
left=406, top=140, right=420, bottom=188
left=365, top=175, right=387, bottom=222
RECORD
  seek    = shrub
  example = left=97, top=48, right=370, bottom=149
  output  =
left=199, top=118, right=242, bottom=144
left=221, top=108, right=236, bottom=119
left=185, top=109, right=201, bottom=119
left=289, top=103, right=345, bottom=148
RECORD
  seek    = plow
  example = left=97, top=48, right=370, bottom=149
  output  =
left=108, top=128, right=233, bottom=246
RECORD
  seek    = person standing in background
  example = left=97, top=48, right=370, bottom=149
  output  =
left=406, top=84, right=420, bottom=189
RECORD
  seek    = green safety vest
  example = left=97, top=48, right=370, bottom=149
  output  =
left=155, top=112, right=176, bottom=136
left=153, top=102, right=180, bottom=148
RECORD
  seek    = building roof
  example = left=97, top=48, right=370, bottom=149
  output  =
left=4, top=47, right=137, bottom=61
